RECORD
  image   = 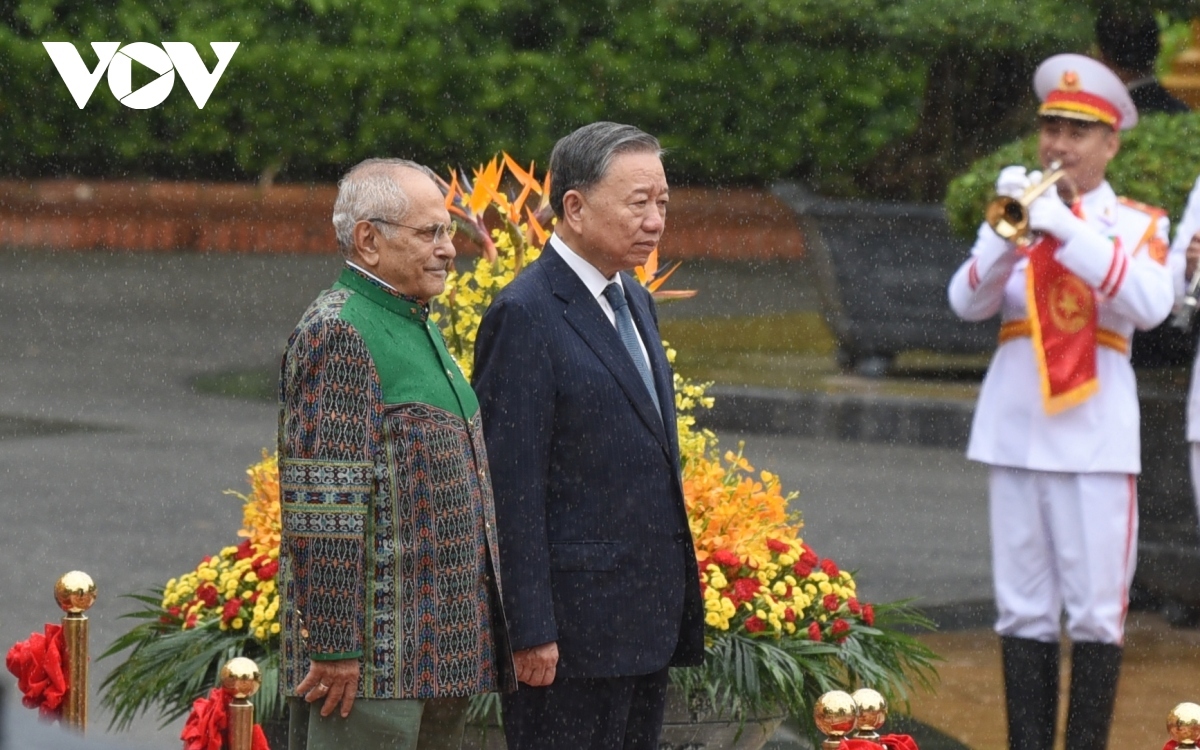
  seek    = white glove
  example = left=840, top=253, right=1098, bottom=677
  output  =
left=1027, top=190, right=1084, bottom=243
left=995, top=166, right=1030, bottom=199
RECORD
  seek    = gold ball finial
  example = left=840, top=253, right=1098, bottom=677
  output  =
left=815, top=690, right=859, bottom=738
left=220, top=657, right=262, bottom=700
left=1168, top=702, right=1200, bottom=747
left=852, top=688, right=888, bottom=735
left=54, top=571, right=96, bottom=614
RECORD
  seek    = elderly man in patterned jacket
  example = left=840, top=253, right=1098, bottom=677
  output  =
left=278, top=158, right=514, bottom=750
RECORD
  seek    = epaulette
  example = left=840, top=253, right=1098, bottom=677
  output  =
left=1117, top=196, right=1167, bottom=220
left=1118, top=197, right=1169, bottom=264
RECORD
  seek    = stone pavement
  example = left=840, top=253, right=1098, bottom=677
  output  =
left=0, top=248, right=994, bottom=747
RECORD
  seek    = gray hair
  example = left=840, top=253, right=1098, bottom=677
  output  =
left=548, top=122, right=662, bottom=219
left=332, top=158, right=438, bottom=258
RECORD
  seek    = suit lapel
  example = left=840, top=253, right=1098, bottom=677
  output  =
left=542, top=251, right=671, bottom=451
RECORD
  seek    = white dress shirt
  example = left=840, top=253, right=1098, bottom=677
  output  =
left=346, top=261, right=398, bottom=292
left=549, top=234, right=652, bottom=365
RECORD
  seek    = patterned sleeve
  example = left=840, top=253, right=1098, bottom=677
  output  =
left=278, top=313, right=380, bottom=661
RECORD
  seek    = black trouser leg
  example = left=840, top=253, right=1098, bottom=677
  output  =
left=1001, top=636, right=1060, bottom=750
left=1065, top=641, right=1123, bottom=750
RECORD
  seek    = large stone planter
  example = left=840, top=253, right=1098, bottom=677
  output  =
left=461, top=686, right=786, bottom=750
left=771, top=182, right=996, bottom=375
left=658, top=688, right=786, bottom=750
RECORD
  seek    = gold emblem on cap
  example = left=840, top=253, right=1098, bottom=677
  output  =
left=1059, top=70, right=1081, bottom=92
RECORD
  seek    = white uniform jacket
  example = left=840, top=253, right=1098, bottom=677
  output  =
left=1169, top=175, right=1200, bottom=441
left=948, top=181, right=1172, bottom=474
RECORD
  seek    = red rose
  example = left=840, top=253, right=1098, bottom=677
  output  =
left=168, top=606, right=181, bottom=617
left=712, top=549, right=741, bottom=568
left=807, top=622, right=822, bottom=641
left=744, top=616, right=767, bottom=633
left=185, top=613, right=198, bottom=629
left=783, top=607, right=796, bottom=623
left=730, top=577, right=760, bottom=606
left=823, top=593, right=840, bottom=612
left=863, top=604, right=875, bottom=626
left=794, top=545, right=820, bottom=577
left=222, top=599, right=243, bottom=624
left=248, top=591, right=260, bottom=604
left=820, top=559, right=840, bottom=577
left=196, top=583, right=219, bottom=608
left=257, top=561, right=279, bottom=581
left=766, top=538, right=790, bottom=554
left=235, top=540, right=254, bottom=560
left=831, top=618, right=851, bottom=642
left=847, top=598, right=861, bottom=615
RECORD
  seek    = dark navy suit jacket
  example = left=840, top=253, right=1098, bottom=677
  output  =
left=473, top=245, right=705, bottom=679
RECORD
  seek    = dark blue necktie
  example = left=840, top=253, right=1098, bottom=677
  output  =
left=602, top=282, right=661, bottom=419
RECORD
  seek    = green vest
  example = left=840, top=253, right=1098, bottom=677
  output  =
left=333, top=268, right=478, bottom=420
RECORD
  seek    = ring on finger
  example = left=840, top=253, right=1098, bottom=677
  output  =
left=317, top=683, right=329, bottom=692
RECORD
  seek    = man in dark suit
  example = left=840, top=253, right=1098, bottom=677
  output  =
left=472, top=122, right=705, bottom=749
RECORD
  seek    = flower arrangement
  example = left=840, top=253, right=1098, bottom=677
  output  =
left=100, top=155, right=936, bottom=734
left=100, top=453, right=286, bottom=729
left=160, top=454, right=281, bottom=640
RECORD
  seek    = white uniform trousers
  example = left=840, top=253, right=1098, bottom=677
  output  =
left=989, top=467, right=1138, bottom=645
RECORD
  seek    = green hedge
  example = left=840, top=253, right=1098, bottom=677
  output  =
left=5, top=0, right=1178, bottom=190
left=0, top=0, right=931, bottom=187
left=945, top=112, right=1200, bottom=238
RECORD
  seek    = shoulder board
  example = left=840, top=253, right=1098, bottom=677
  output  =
left=1118, top=197, right=1169, bottom=264
left=1117, top=196, right=1167, bottom=220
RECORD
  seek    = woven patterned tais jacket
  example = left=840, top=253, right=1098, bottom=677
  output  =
left=277, top=267, right=513, bottom=699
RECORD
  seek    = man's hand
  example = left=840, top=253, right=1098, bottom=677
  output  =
left=1028, top=190, right=1084, bottom=243
left=1186, top=231, right=1200, bottom=280
left=996, top=165, right=1031, bottom=199
left=295, top=658, right=360, bottom=718
left=513, top=642, right=559, bottom=687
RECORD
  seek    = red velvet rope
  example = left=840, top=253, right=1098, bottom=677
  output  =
left=5, top=623, right=68, bottom=718
left=181, top=687, right=270, bottom=750
left=839, top=734, right=920, bottom=750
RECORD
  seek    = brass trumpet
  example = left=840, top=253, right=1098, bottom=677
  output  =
left=985, top=161, right=1068, bottom=243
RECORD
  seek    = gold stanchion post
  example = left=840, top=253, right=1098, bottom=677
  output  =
left=850, top=688, right=888, bottom=742
left=815, top=691, right=859, bottom=750
left=221, top=657, right=262, bottom=750
left=54, top=571, right=96, bottom=732
left=1168, top=702, right=1200, bottom=750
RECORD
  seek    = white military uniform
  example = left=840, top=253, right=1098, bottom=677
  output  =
left=1167, top=176, right=1200, bottom=517
left=948, top=184, right=1173, bottom=644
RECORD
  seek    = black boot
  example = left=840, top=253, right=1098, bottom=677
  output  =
left=1065, top=641, right=1123, bottom=750
left=1001, top=636, right=1060, bottom=750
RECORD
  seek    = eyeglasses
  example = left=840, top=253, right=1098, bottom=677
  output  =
left=368, top=218, right=457, bottom=244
